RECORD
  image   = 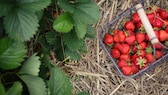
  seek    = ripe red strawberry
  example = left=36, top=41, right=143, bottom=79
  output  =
left=119, top=54, right=131, bottom=61
left=155, top=50, right=163, bottom=59
left=136, top=21, right=144, bottom=30
left=145, top=53, right=154, bottom=63
left=124, top=21, right=135, bottom=31
left=132, top=12, right=140, bottom=23
left=146, top=13, right=155, bottom=23
left=131, top=62, right=139, bottom=74
left=159, top=30, right=168, bottom=42
left=118, top=31, right=126, bottom=42
left=125, top=30, right=135, bottom=36
left=137, top=42, right=147, bottom=50
left=154, top=43, right=164, bottom=50
left=152, top=18, right=164, bottom=28
left=132, top=45, right=138, bottom=53
left=117, top=59, right=129, bottom=68
left=131, top=54, right=139, bottom=63
left=125, top=35, right=136, bottom=45
left=120, top=43, right=130, bottom=54
left=136, top=49, right=146, bottom=57
left=121, top=66, right=133, bottom=76
left=136, top=33, right=146, bottom=43
left=159, top=9, right=168, bottom=19
left=112, top=29, right=119, bottom=35
left=165, top=25, right=168, bottom=33
left=113, top=42, right=122, bottom=50
left=103, top=33, right=114, bottom=45
left=111, top=48, right=121, bottom=58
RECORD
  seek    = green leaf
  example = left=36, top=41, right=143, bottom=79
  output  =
left=0, top=83, right=5, bottom=95
left=4, top=8, right=39, bottom=42
left=57, top=0, right=75, bottom=13
left=73, top=0, right=100, bottom=24
left=18, top=0, right=51, bottom=12
left=35, top=10, right=44, bottom=20
left=78, top=43, right=87, bottom=54
left=45, top=32, right=58, bottom=46
left=19, top=53, right=41, bottom=76
left=20, top=75, right=46, bottom=95
left=0, top=1, right=12, bottom=17
left=65, top=48, right=81, bottom=60
left=63, top=31, right=84, bottom=51
left=85, top=25, right=95, bottom=39
left=53, top=12, right=73, bottom=33
left=76, top=91, right=90, bottom=95
left=74, top=20, right=87, bottom=39
left=48, top=66, right=73, bottom=95
left=38, top=35, right=51, bottom=54
left=6, top=81, right=22, bottom=95
left=0, top=37, right=26, bottom=70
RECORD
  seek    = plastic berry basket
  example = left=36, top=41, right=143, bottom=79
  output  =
left=98, top=0, right=168, bottom=78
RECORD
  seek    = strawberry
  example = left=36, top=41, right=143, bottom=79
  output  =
left=154, top=43, right=164, bottom=50
left=135, top=57, right=147, bottom=69
left=159, top=30, right=168, bottom=42
left=155, top=50, right=163, bottom=59
left=159, top=9, right=168, bottom=19
left=136, top=33, right=146, bottom=43
left=125, top=30, right=135, bottom=36
left=137, top=41, right=147, bottom=50
left=121, top=66, right=133, bottom=76
left=152, top=18, right=164, bottom=28
left=125, top=35, right=136, bottom=45
left=131, top=62, right=139, bottom=74
left=145, top=53, right=155, bottom=63
left=146, top=13, right=155, bottom=23
left=112, top=29, right=119, bottom=35
left=132, top=12, right=140, bottom=23
left=136, top=49, right=146, bottom=57
left=103, top=33, right=114, bottom=45
left=131, top=54, right=139, bottom=63
left=111, top=48, right=121, bottom=59
left=113, top=42, right=122, bottom=50
left=119, top=54, right=131, bottom=61
left=118, top=31, right=126, bottom=42
left=117, top=59, right=129, bottom=68
left=120, top=43, right=130, bottom=54
left=165, top=25, right=168, bottom=33
left=124, top=21, right=135, bottom=31
left=136, top=21, right=144, bottom=31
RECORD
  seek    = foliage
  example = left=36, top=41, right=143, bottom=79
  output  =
left=0, top=0, right=100, bottom=95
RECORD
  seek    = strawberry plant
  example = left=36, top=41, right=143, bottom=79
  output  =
left=0, top=0, right=100, bottom=95
left=103, top=5, right=168, bottom=76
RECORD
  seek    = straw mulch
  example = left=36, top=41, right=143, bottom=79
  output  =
left=65, top=0, right=168, bottom=95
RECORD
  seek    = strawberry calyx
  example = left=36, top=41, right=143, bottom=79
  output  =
left=136, top=57, right=147, bottom=69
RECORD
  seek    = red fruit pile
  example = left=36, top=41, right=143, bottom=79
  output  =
left=103, top=5, right=168, bottom=76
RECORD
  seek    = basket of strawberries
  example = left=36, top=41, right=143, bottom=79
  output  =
left=98, top=0, right=168, bottom=78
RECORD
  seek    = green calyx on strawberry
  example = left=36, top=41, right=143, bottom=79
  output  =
left=135, top=57, right=147, bottom=69
left=145, top=46, right=153, bottom=54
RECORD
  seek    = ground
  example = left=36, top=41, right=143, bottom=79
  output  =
left=64, top=0, right=168, bottom=95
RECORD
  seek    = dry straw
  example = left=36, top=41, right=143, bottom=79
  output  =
left=62, top=0, right=168, bottom=95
